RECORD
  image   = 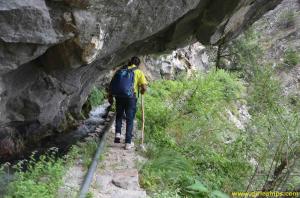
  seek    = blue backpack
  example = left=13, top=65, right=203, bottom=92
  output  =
left=110, top=66, right=137, bottom=98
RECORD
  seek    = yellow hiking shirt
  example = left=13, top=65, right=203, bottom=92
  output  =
left=127, top=64, right=147, bottom=95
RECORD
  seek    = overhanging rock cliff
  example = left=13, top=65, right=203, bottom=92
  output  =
left=0, top=0, right=282, bottom=158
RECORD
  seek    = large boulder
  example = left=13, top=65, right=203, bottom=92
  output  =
left=0, top=0, right=282, bottom=158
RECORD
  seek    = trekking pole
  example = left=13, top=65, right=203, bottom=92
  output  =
left=140, top=95, right=146, bottom=151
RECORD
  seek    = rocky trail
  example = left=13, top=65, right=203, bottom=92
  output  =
left=89, top=122, right=147, bottom=198
left=58, top=115, right=147, bottom=198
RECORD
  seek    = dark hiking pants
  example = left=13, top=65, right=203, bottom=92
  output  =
left=115, top=97, right=137, bottom=144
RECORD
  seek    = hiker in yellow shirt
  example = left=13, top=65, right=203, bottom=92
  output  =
left=108, top=57, right=147, bottom=150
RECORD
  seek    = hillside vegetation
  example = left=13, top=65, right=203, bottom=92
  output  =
left=137, top=29, right=300, bottom=197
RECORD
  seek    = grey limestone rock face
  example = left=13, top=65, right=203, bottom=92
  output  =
left=253, top=0, right=300, bottom=63
left=255, top=0, right=300, bottom=97
left=142, top=42, right=210, bottom=80
left=0, top=0, right=60, bottom=73
left=0, top=0, right=282, bottom=158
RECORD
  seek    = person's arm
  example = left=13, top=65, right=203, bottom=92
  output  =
left=107, top=81, right=114, bottom=105
left=139, top=71, right=148, bottom=95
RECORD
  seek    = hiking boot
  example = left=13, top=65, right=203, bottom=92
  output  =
left=114, top=133, right=121, bottom=143
left=125, top=142, right=134, bottom=150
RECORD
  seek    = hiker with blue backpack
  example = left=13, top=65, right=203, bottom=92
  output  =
left=108, top=57, right=147, bottom=150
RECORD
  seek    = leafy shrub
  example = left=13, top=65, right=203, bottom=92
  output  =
left=74, top=139, right=98, bottom=168
left=138, top=55, right=300, bottom=195
left=137, top=70, right=247, bottom=196
left=288, top=94, right=300, bottom=109
left=283, top=48, right=300, bottom=68
left=2, top=138, right=100, bottom=197
left=225, top=28, right=262, bottom=74
left=4, top=150, right=65, bottom=198
left=185, top=181, right=230, bottom=198
left=226, top=27, right=300, bottom=192
left=243, top=61, right=300, bottom=191
left=278, top=11, right=295, bottom=29
left=89, top=87, right=105, bottom=107
left=141, top=149, right=195, bottom=191
left=247, top=65, right=282, bottom=113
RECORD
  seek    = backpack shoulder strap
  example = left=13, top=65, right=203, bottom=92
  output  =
left=128, top=66, right=138, bottom=72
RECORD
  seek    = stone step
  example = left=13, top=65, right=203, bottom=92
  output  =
left=110, top=188, right=147, bottom=198
left=90, top=121, right=147, bottom=198
left=112, top=169, right=140, bottom=190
